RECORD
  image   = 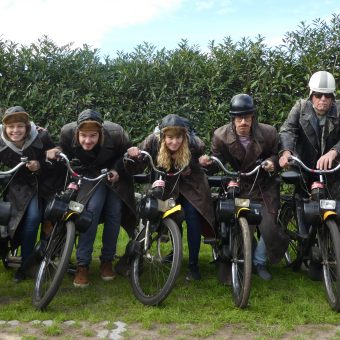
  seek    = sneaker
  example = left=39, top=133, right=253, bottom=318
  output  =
left=73, top=266, right=89, bottom=288
left=185, top=265, right=201, bottom=281
left=162, top=251, right=173, bottom=263
left=100, top=261, right=115, bottom=281
left=254, top=264, right=272, bottom=281
left=13, top=267, right=26, bottom=283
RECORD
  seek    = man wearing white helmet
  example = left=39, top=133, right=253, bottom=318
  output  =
left=279, top=71, right=340, bottom=280
left=279, top=71, right=339, bottom=171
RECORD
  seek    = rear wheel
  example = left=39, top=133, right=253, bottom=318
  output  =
left=319, top=219, right=340, bottom=312
left=231, top=217, right=252, bottom=308
left=32, top=221, right=75, bottom=310
left=279, top=201, right=303, bottom=269
left=130, top=217, right=182, bottom=306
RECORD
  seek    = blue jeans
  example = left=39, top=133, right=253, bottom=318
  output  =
left=76, top=183, right=122, bottom=266
left=20, top=194, right=42, bottom=266
left=253, top=235, right=267, bottom=266
left=178, top=195, right=202, bottom=267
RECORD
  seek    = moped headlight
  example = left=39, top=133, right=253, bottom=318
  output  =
left=69, top=201, right=84, bottom=213
left=320, top=199, right=336, bottom=210
left=234, top=198, right=250, bottom=208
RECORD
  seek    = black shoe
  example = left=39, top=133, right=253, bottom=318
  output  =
left=185, top=265, right=201, bottom=281
left=216, top=260, right=232, bottom=285
left=308, top=260, right=322, bottom=281
left=254, top=264, right=272, bottom=281
left=162, top=251, right=173, bottom=263
left=14, top=267, right=26, bottom=283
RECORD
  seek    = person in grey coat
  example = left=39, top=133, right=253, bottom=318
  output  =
left=279, top=71, right=340, bottom=280
left=0, top=106, right=57, bottom=282
left=47, top=109, right=137, bottom=288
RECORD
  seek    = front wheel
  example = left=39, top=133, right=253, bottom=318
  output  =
left=130, top=217, right=183, bottom=306
left=231, top=216, right=252, bottom=308
left=32, top=221, right=75, bottom=310
left=319, top=219, right=340, bottom=312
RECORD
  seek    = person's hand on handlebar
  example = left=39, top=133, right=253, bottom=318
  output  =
left=199, top=154, right=213, bottom=167
left=46, top=147, right=62, bottom=160
left=26, top=160, right=40, bottom=172
left=317, top=149, right=338, bottom=170
left=127, top=147, right=141, bottom=159
left=262, top=159, right=274, bottom=173
left=279, top=150, right=292, bottom=169
left=107, top=169, right=119, bottom=183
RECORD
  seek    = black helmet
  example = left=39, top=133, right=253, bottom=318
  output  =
left=229, top=94, right=256, bottom=116
left=159, top=114, right=186, bottom=130
left=77, top=109, right=103, bottom=125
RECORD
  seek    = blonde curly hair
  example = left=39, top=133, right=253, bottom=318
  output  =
left=157, top=126, right=191, bottom=171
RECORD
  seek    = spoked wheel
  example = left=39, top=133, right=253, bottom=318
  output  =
left=279, top=202, right=304, bottom=270
left=231, top=217, right=252, bottom=308
left=130, top=217, right=183, bottom=306
left=318, top=219, right=340, bottom=312
left=32, top=221, right=75, bottom=310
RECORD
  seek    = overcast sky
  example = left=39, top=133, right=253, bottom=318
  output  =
left=0, top=0, right=338, bottom=58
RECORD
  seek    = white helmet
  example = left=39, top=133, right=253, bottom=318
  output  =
left=309, top=71, right=336, bottom=96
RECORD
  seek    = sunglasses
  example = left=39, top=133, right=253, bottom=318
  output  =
left=312, top=92, right=333, bottom=99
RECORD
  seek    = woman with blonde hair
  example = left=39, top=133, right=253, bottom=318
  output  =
left=127, top=114, right=215, bottom=280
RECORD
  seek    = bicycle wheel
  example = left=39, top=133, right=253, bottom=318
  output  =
left=278, top=201, right=302, bottom=269
left=319, top=219, right=340, bottom=312
left=130, top=217, right=183, bottom=306
left=32, top=220, right=75, bottom=310
left=231, top=216, right=252, bottom=308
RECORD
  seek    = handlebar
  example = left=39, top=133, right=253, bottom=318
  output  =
left=210, top=156, right=267, bottom=177
left=288, top=155, right=340, bottom=174
left=125, top=150, right=186, bottom=177
left=0, top=157, right=28, bottom=176
left=57, top=152, right=110, bottom=182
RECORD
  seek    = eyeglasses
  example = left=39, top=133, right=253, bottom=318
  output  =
left=312, top=92, right=333, bottom=99
left=234, top=115, right=253, bottom=123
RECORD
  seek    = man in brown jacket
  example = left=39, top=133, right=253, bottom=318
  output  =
left=200, top=94, right=289, bottom=280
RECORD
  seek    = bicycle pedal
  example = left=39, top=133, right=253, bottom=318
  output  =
left=203, top=238, right=218, bottom=245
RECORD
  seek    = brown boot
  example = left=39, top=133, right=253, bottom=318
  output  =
left=73, top=266, right=89, bottom=288
left=100, top=261, right=115, bottom=281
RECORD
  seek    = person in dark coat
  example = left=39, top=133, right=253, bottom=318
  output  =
left=279, top=71, right=340, bottom=196
left=126, top=114, right=215, bottom=281
left=46, top=109, right=137, bottom=288
left=200, top=94, right=289, bottom=281
left=279, top=71, right=340, bottom=280
left=0, top=106, right=57, bottom=282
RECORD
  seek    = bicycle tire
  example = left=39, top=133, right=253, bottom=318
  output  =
left=319, top=219, right=340, bottom=312
left=231, top=216, right=252, bottom=308
left=278, top=201, right=303, bottom=269
left=32, top=220, right=75, bottom=310
left=130, top=217, right=183, bottom=306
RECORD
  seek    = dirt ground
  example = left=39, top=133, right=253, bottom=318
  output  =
left=1, top=321, right=340, bottom=339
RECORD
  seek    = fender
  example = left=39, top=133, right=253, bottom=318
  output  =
left=323, top=210, right=337, bottom=221
left=236, top=207, right=251, bottom=218
left=162, top=204, right=182, bottom=219
left=64, top=211, right=78, bottom=221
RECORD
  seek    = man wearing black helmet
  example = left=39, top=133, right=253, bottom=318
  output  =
left=47, top=109, right=136, bottom=288
left=200, top=94, right=289, bottom=281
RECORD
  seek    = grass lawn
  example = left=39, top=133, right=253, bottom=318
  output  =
left=0, top=225, right=339, bottom=338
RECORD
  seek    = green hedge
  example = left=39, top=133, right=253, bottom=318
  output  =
left=0, top=14, right=339, bottom=146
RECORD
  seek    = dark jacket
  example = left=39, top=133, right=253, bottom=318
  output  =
left=279, top=99, right=340, bottom=198
left=0, top=124, right=57, bottom=238
left=59, top=121, right=137, bottom=237
left=210, top=121, right=289, bottom=263
left=131, top=132, right=216, bottom=238
left=279, top=99, right=340, bottom=167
